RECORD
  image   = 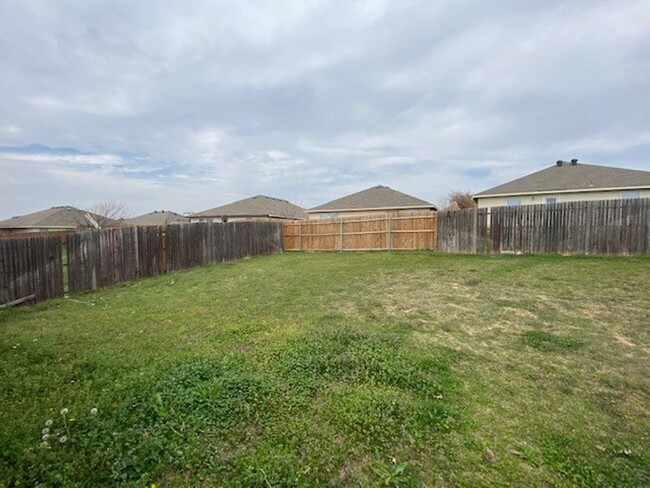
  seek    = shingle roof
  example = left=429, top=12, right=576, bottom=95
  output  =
left=191, top=195, right=307, bottom=220
left=125, top=211, right=189, bottom=226
left=309, top=185, right=436, bottom=212
left=0, top=206, right=113, bottom=229
left=475, top=162, right=650, bottom=197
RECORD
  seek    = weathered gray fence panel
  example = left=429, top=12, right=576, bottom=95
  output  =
left=166, top=221, right=283, bottom=272
left=1, top=222, right=283, bottom=305
left=66, top=226, right=166, bottom=294
left=438, top=198, right=650, bottom=255
left=0, top=235, right=64, bottom=305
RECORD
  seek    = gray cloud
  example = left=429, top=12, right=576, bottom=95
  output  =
left=1, top=0, right=649, bottom=217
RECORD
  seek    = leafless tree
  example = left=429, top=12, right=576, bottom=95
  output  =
left=444, top=190, right=477, bottom=209
left=88, top=199, right=131, bottom=227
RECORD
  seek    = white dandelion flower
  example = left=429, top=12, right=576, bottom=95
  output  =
left=90, top=407, right=98, bottom=415
left=59, top=436, right=67, bottom=443
left=41, top=434, right=50, bottom=441
left=45, top=419, right=53, bottom=426
left=40, top=441, right=49, bottom=448
left=60, top=408, right=68, bottom=416
left=41, top=428, right=49, bottom=435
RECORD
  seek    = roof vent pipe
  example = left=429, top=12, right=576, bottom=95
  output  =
left=571, top=158, right=578, bottom=165
left=556, top=160, right=564, bottom=166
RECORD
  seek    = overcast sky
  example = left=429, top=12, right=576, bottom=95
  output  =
left=1, top=0, right=649, bottom=218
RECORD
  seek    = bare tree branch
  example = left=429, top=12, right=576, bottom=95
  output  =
left=445, top=190, right=477, bottom=210
left=91, top=199, right=131, bottom=227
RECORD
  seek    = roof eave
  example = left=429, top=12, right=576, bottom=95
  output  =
left=189, top=213, right=301, bottom=219
left=0, top=224, right=78, bottom=230
left=307, top=204, right=437, bottom=213
left=474, top=185, right=650, bottom=199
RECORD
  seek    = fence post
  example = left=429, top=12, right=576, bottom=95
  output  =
left=62, top=234, right=69, bottom=294
left=161, top=225, right=168, bottom=274
left=299, top=222, right=303, bottom=251
left=339, top=220, right=344, bottom=252
left=387, top=216, right=392, bottom=250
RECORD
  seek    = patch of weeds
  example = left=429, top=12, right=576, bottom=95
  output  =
left=509, top=444, right=540, bottom=466
left=5, top=357, right=275, bottom=486
left=538, top=431, right=648, bottom=487
left=262, top=321, right=454, bottom=399
left=371, top=460, right=417, bottom=487
left=320, top=384, right=413, bottom=449
left=522, top=330, right=583, bottom=352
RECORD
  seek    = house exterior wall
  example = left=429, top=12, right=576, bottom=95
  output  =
left=307, top=208, right=435, bottom=220
left=476, top=188, right=650, bottom=209
left=0, top=227, right=75, bottom=234
left=188, top=216, right=299, bottom=223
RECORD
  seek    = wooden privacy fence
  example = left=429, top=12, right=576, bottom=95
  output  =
left=283, top=213, right=437, bottom=251
left=0, top=221, right=283, bottom=306
left=166, top=221, right=283, bottom=271
left=67, top=226, right=164, bottom=294
left=0, top=235, right=64, bottom=305
left=438, top=198, right=650, bottom=255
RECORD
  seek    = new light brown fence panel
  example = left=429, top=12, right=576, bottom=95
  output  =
left=66, top=226, right=165, bottom=294
left=438, top=198, right=650, bottom=255
left=342, top=217, right=388, bottom=250
left=283, top=213, right=437, bottom=251
left=283, top=222, right=302, bottom=251
left=0, top=235, right=64, bottom=305
left=166, top=221, right=283, bottom=272
left=390, top=214, right=437, bottom=250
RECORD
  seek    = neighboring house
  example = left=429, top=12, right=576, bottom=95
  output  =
left=0, top=206, right=115, bottom=234
left=474, top=160, right=650, bottom=208
left=124, top=210, right=189, bottom=226
left=308, top=185, right=437, bottom=220
left=189, top=195, right=307, bottom=223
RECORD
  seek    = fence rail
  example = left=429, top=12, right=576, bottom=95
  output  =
left=283, top=213, right=437, bottom=251
left=0, top=222, right=283, bottom=306
left=437, top=198, right=650, bottom=255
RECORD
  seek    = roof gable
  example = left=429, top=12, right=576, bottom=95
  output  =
left=192, top=195, right=307, bottom=220
left=309, top=185, right=436, bottom=212
left=475, top=162, right=650, bottom=197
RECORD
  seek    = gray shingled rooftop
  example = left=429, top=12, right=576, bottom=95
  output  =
left=192, top=195, right=307, bottom=220
left=309, top=185, right=436, bottom=212
left=0, top=206, right=114, bottom=229
left=475, top=162, right=650, bottom=197
left=125, top=211, right=189, bottom=226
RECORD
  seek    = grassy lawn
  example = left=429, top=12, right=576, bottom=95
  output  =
left=1, top=252, right=649, bottom=487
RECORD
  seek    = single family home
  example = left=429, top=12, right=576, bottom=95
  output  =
left=0, top=206, right=115, bottom=234
left=189, top=195, right=307, bottom=223
left=308, top=185, right=437, bottom=220
left=124, top=210, right=189, bottom=226
left=474, top=160, right=650, bottom=208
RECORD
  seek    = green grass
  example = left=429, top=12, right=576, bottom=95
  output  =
left=1, top=252, right=649, bottom=487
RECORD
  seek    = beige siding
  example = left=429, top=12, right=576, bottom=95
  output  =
left=307, top=208, right=435, bottom=220
left=477, top=189, right=650, bottom=209
left=189, top=216, right=299, bottom=223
